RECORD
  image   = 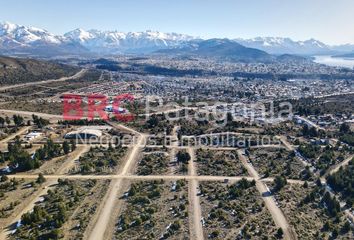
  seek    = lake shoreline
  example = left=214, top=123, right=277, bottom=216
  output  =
left=314, top=55, right=354, bottom=68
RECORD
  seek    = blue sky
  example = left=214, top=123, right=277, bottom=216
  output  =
left=1, top=0, right=353, bottom=45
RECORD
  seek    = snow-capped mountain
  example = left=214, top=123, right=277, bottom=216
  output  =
left=157, top=38, right=278, bottom=62
left=0, top=21, right=87, bottom=56
left=0, top=21, right=68, bottom=46
left=235, top=37, right=335, bottom=55
left=64, top=28, right=195, bottom=53
left=0, top=21, right=195, bottom=56
left=1, top=21, right=354, bottom=57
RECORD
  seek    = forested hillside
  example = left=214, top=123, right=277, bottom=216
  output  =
left=0, top=56, right=78, bottom=85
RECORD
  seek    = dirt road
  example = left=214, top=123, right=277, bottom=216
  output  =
left=188, top=148, right=204, bottom=240
left=237, top=150, right=296, bottom=240
left=87, top=134, right=146, bottom=240
left=7, top=174, right=306, bottom=184
left=0, top=126, right=31, bottom=145
left=0, top=181, right=57, bottom=240
left=277, top=136, right=295, bottom=151
left=168, top=125, right=179, bottom=174
left=328, top=154, right=354, bottom=175
left=0, top=145, right=89, bottom=239
left=0, top=109, right=62, bottom=122
left=107, top=121, right=141, bottom=135
left=295, top=116, right=324, bottom=131
left=277, top=135, right=311, bottom=170
left=57, top=145, right=91, bottom=174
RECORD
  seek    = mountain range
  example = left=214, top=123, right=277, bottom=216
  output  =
left=156, top=39, right=307, bottom=63
left=0, top=21, right=194, bottom=56
left=1, top=21, right=353, bottom=58
left=236, top=37, right=354, bottom=55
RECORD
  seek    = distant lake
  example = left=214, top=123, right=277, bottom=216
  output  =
left=314, top=55, right=354, bottom=69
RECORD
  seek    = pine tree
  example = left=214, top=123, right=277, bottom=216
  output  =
left=62, top=141, right=70, bottom=154
left=36, top=173, right=46, bottom=184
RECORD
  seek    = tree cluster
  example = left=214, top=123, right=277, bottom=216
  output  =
left=326, top=159, right=354, bottom=207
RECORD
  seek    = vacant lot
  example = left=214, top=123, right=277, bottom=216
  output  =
left=196, top=149, right=248, bottom=176
left=10, top=179, right=109, bottom=240
left=73, top=146, right=127, bottom=174
left=248, top=148, right=305, bottom=179
left=136, top=151, right=170, bottom=175
left=114, top=180, right=189, bottom=240
left=0, top=178, right=37, bottom=221
left=199, top=180, right=278, bottom=239
left=273, top=184, right=353, bottom=239
left=62, top=180, right=110, bottom=240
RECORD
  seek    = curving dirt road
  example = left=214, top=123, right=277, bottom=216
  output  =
left=56, top=145, right=91, bottom=174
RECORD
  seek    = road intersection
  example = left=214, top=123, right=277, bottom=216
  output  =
left=0, top=110, right=352, bottom=240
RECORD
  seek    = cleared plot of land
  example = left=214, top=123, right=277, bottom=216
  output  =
left=196, top=149, right=248, bottom=176
left=248, top=148, right=305, bottom=180
left=273, top=184, right=353, bottom=239
left=71, top=146, right=127, bottom=174
left=114, top=180, right=189, bottom=240
left=8, top=179, right=109, bottom=240
left=199, top=180, right=278, bottom=239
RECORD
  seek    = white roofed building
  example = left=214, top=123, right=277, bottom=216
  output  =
left=64, top=129, right=102, bottom=139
